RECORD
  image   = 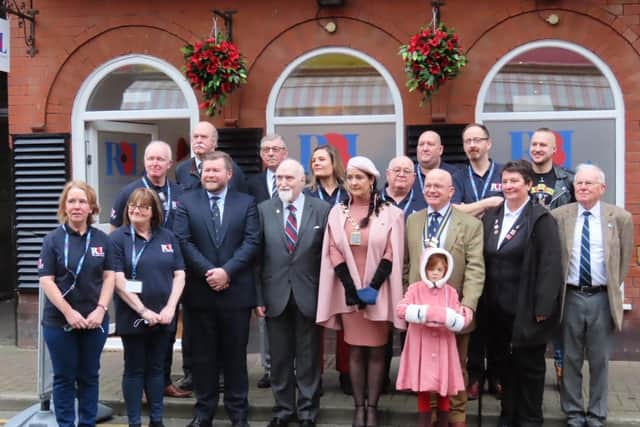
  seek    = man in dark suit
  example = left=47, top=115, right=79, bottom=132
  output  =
left=174, top=150, right=260, bottom=427
left=174, top=121, right=247, bottom=392
left=256, top=159, right=330, bottom=427
left=247, top=134, right=289, bottom=388
left=247, top=134, right=289, bottom=202
left=175, top=121, right=248, bottom=193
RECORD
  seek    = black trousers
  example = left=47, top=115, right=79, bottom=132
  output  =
left=188, top=306, right=251, bottom=423
left=163, top=306, right=184, bottom=385
left=491, top=308, right=546, bottom=427
left=467, top=296, right=504, bottom=385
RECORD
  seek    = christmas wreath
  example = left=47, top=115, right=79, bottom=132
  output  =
left=400, top=23, right=467, bottom=102
left=182, top=33, right=248, bottom=116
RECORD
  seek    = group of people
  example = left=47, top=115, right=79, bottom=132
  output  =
left=37, top=120, right=633, bottom=427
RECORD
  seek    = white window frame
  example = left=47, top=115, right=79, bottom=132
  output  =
left=71, top=54, right=200, bottom=181
left=266, top=47, right=404, bottom=155
left=475, top=39, right=630, bottom=310
left=475, top=39, right=625, bottom=205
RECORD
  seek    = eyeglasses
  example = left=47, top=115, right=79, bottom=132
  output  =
left=128, top=204, right=151, bottom=212
left=261, top=146, right=285, bottom=153
left=463, top=137, right=489, bottom=145
left=390, top=167, right=414, bottom=176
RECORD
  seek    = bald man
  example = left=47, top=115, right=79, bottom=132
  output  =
left=405, top=168, right=485, bottom=427
left=110, top=140, right=183, bottom=231
left=381, top=155, right=427, bottom=218
left=411, top=130, right=460, bottom=196
left=175, top=121, right=248, bottom=193
left=529, top=127, right=575, bottom=210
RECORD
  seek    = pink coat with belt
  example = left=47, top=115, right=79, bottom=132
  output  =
left=316, top=202, right=406, bottom=331
left=396, top=248, right=472, bottom=396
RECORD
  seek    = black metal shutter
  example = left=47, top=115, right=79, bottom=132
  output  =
left=217, top=128, right=263, bottom=175
left=12, top=134, right=70, bottom=289
left=406, top=124, right=467, bottom=165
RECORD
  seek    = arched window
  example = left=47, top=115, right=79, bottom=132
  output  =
left=476, top=40, right=624, bottom=205
left=267, top=48, right=403, bottom=172
left=71, top=55, right=199, bottom=227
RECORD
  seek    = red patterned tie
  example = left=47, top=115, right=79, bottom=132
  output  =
left=285, top=205, right=297, bottom=253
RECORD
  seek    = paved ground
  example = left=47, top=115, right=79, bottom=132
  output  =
left=1, top=346, right=640, bottom=426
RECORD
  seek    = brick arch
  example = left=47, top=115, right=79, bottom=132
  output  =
left=444, top=10, right=640, bottom=125
left=462, top=1, right=639, bottom=55
left=235, top=17, right=407, bottom=127
left=44, top=25, right=193, bottom=132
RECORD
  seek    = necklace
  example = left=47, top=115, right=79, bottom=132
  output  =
left=343, top=201, right=363, bottom=246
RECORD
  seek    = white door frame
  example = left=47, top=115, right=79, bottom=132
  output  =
left=86, top=120, right=159, bottom=192
left=266, top=47, right=405, bottom=155
left=71, top=54, right=200, bottom=181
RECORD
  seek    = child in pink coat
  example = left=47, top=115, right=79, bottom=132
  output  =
left=396, top=247, right=473, bottom=427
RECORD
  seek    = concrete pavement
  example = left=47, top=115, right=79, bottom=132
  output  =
left=1, top=345, right=639, bottom=426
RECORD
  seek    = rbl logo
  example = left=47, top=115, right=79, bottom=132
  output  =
left=510, top=130, right=573, bottom=168
left=299, top=133, right=358, bottom=173
left=105, top=141, right=137, bottom=176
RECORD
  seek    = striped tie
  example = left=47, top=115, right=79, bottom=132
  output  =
left=579, top=211, right=592, bottom=286
left=271, top=174, right=278, bottom=199
left=285, top=204, right=297, bottom=253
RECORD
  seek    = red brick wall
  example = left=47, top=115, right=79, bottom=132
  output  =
left=8, top=0, right=640, bottom=340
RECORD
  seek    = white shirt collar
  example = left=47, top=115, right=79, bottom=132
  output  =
left=504, top=199, right=528, bottom=218
left=427, top=202, right=451, bottom=217
left=578, top=201, right=601, bottom=219
left=286, top=193, right=305, bottom=211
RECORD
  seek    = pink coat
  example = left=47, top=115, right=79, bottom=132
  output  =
left=396, top=282, right=471, bottom=395
left=316, top=203, right=406, bottom=331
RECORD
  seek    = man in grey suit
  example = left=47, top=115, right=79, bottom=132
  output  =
left=552, top=164, right=633, bottom=427
left=255, top=159, right=331, bottom=427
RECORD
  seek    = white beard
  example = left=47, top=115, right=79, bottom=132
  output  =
left=278, top=188, right=293, bottom=204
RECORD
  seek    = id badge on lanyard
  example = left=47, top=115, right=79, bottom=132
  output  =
left=127, top=224, right=147, bottom=294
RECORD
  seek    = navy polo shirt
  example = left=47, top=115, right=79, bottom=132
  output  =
left=452, top=160, right=503, bottom=204
left=38, top=225, right=115, bottom=327
left=110, top=176, right=183, bottom=229
left=111, top=226, right=185, bottom=335
left=379, top=188, right=427, bottom=219
left=411, top=161, right=461, bottom=195
left=304, top=184, right=348, bottom=206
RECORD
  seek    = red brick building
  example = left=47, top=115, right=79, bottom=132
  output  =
left=6, top=0, right=640, bottom=355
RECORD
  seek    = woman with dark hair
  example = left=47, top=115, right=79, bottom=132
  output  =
left=317, top=156, right=406, bottom=427
left=482, top=159, right=562, bottom=427
left=111, top=188, right=186, bottom=427
left=38, top=180, right=114, bottom=427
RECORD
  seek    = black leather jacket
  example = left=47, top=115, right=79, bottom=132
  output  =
left=533, top=165, right=575, bottom=210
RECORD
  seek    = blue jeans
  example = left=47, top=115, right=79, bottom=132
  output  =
left=42, top=317, right=109, bottom=427
left=122, top=328, right=172, bottom=424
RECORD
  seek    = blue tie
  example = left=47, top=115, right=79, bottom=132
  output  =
left=579, top=211, right=592, bottom=286
left=210, top=196, right=221, bottom=244
left=428, top=212, right=441, bottom=239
